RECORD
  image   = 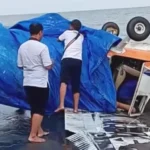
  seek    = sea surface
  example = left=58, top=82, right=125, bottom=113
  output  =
left=0, top=6, right=150, bottom=150
left=1, top=6, right=150, bottom=38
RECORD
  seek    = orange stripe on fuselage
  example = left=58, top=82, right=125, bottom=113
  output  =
left=108, top=48, right=150, bottom=61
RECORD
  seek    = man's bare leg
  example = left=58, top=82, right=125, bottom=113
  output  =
left=55, top=83, right=67, bottom=112
left=38, top=126, right=49, bottom=137
left=73, top=93, right=80, bottom=113
left=28, top=114, right=45, bottom=143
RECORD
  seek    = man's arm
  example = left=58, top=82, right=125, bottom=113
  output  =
left=57, top=31, right=66, bottom=42
left=41, top=46, right=53, bottom=70
left=17, top=48, right=23, bottom=69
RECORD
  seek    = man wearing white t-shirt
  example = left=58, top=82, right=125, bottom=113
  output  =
left=55, top=20, right=84, bottom=113
left=17, top=23, right=53, bottom=143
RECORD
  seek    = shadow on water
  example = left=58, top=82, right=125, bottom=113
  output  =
left=0, top=105, right=65, bottom=150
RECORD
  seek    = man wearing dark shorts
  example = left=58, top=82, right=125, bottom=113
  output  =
left=17, top=23, right=53, bottom=143
left=55, top=20, right=84, bottom=113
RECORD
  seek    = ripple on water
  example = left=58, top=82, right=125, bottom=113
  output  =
left=0, top=105, right=31, bottom=149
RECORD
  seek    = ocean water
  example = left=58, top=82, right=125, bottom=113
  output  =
left=0, top=6, right=150, bottom=38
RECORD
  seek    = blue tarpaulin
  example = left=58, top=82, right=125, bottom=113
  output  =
left=0, top=13, right=121, bottom=113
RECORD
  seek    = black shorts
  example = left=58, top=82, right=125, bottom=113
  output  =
left=24, top=85, right=49, bottom=115
left=60, top=58, right=82, bottom=94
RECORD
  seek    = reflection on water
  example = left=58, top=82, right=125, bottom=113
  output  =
left=0, top=105, right=30, bottom=150
left=65, top=110, right=150, bottom=150
left=0, top=105, right=65, bottom=150
left=104, top=119, right=149, bottom=136
left=1, top=105, right=150, bottom=150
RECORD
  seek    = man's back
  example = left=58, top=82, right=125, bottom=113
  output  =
left=59, top=30, right=84, bottom=60
left=17, top=39, right=52, bottom=88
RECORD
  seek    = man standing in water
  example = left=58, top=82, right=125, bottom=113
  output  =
left=17, top=23, right=53, bottom=143
left=55, top=20, right=84, bottom=113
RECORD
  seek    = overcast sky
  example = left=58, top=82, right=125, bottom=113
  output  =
left=1, top=0, right=150, bottom=15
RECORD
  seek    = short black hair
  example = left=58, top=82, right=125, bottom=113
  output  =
left=70, top=19, right=82, bottom=31
left=29, top=23, right=43, bottom=35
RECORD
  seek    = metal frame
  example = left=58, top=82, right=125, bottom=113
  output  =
left=128, top=64, right=150, bottom=117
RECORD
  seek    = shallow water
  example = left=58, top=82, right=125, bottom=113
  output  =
left=0, top=105, right=30, bottom=149
left=0, top=105, right=65, bottom=150
left=1, top=105, right=150, bottom=150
